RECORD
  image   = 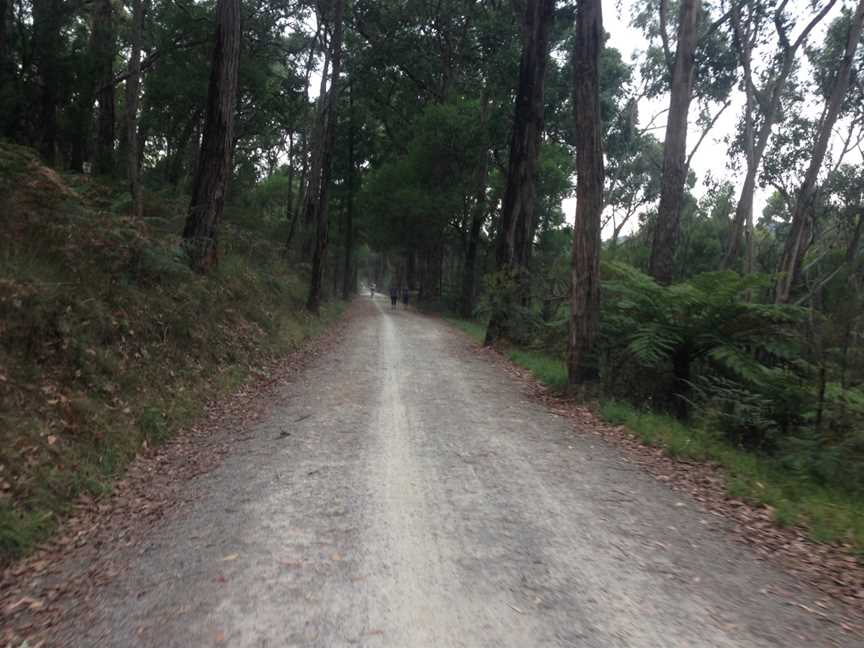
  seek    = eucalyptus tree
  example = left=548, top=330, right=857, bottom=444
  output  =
left=484, top=0, right=556, bottom=345
left=775, top=0, right=864, bottom=303
left=181, top=0, right=242, bottom=273
left=723, top=0, right=838, bottom=272
left=568, top=0, right=605, bottom=387
left=634, top=0, right=736, bottom=284
left=307, top=0, right=345, bottom=314
left=125, top=0, right=146, bottom=219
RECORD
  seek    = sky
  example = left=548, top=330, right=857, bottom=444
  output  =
left=304, top=1, right=858, bottom=241
left=572, top=0, right=856, bottom=240
left=566, top=0, right=746, bottom=238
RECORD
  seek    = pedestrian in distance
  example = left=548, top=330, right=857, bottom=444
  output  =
left=402, top=286, right=410, bottom=309
left=389, top=286, right=398, bottom=309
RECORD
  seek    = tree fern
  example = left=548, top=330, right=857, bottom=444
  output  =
left=600, top=261, right=809, bottom=420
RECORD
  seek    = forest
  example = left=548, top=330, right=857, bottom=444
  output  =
left=1, top=0, right=864, bottom=564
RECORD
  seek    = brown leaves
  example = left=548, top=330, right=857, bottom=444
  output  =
left=0, top=307, right=354, bottom=646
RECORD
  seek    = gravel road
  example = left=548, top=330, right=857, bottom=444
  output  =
left=64, top=297, right=854, bottom=647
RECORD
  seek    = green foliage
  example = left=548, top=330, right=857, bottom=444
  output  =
left=0, top=145, right=343, bottom=563
left=602, top=262, right=803, bottom=373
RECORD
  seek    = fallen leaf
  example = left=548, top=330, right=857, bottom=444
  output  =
left=279, top=559, right=303, bottom=568
left=222, top=553, right=239, bottom=561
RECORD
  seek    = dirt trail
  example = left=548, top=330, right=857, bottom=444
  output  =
left=56, top=297, right=854, bottom=646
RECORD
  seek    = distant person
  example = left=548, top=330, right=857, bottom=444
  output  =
left=370, top=284, right=375, bottom=298
left=402, top=287, right=410, bottom=309
left=389, top=286, right=398, bottom=309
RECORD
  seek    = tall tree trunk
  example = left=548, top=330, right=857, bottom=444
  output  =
left=0, top=0, right=14, bottom=91
left=301, top=46, right=331, bottom=262
left=648, top=0, right=700, bottom=285
left=286, top=28, right=319, bottom=256
left=93, top=0, right=115, bottom=175
left=137, top=109, right=149, bottom=170
left=568, top=0, right=604, bottom=388
left=775, top=0, right=864, bottom=303
left=306, top=0, right=345, bottom=314
left=125, top=0, right=145, bottom=218
left=284, top=132, right=295, bottom=221
left=167, top=110, right=202, bottom=185
left=0, top=0, right=19, bottom=136
left=181, top=0, right=241, bottom=273
left=723, top=0, right=836, bottom=269
left=32, top=0, right=63, bottom=165
left=460, top=163, right=488, bottom=318
left=484, top=0, right=555, bottom=345
left=460, top=91, right=491, bottom=318
left=341, top=87, right=355, bottom=301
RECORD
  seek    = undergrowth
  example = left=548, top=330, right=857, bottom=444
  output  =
left=446, top=314, right=864, bottom=554
left=0, top=144, right=343, bottom=562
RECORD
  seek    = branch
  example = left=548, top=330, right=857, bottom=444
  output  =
left=685, top=100, right=732, bottom=171
left=105, top=37, right=209, bottom=91
left=773, top=0, right=792, bottom=51
left=659, top=0, right=673, bottom=74
left=792, top=0, right=838, bottom=50
left=701, top=6, right=733, bottom=41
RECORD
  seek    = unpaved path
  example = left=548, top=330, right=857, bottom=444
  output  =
left=58, top=297, right=853, bottom=646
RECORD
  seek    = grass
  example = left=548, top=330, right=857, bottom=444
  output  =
left=505, top=349, right=568, bottom=390
left=445, top=317, right=486, bottom=343
left=446, top=314, right=864, bottom=554
left=445, top=317, right=569, bottom=389
left=0, top=144, right=346, bottom=563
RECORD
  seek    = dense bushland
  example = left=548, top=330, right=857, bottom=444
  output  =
left=0, top=144, right=341, bottom=561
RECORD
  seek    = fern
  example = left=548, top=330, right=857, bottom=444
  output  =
left=600, top=262, right=809, bottom=424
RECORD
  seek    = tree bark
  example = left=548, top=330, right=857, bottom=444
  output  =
left=167, top=109, right=203, bottom=186
left=31, top=0, right=64, bottom=165
left=648, top=0, right=700, bottom=285
left=125, top=0, right=145, bottom=218
left=775, top=0, right=864, bottom=303
left=306, top=0, right=345, bottom=314
left=181, top=0, right=241, bottom=273
left=301, top=44, right=331, bottom=262
left=342, top=87, right=355, bottom=301
left=460, top=163, right=488, bottom=318
left=484, top=0, right=555, bottom=345
left=568, top=0, right=605, bottom=388
left=93, top=0, right=115, bottom=175
left=0, top=0, right=16, bottom=136
left=460, top=90, right=491, bottom=318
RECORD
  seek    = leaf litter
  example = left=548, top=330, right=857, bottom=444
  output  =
left=0, top=306, right=354, bottom=646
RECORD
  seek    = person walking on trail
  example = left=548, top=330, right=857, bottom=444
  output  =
left=402, top=287, right=410, bottom=309
left=370, top=284, right=375, bottom=298
left=389, top=286, right=398, bottom=309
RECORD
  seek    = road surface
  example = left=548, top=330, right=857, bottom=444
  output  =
left=62, top=297, right=851, bottom=646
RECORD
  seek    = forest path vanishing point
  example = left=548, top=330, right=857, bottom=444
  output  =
left=56, top=297, right=854, bottom=647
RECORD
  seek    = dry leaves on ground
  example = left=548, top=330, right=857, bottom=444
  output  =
left=0, top=306, right=355, bottom=646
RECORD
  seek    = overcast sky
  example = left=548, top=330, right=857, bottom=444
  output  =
left=579, top=0, right=860, bottom=239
